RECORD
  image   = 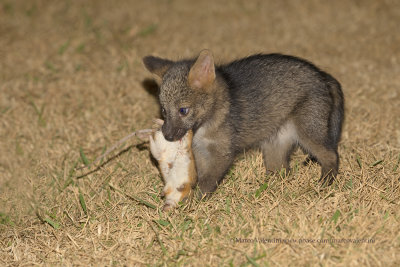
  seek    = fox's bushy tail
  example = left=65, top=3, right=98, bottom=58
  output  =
left=325, top=73, right=344, bottom=146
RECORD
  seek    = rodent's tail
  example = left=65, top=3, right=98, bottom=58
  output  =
left=325, top=73, right=344, bottom=146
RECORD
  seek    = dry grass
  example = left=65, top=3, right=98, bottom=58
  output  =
left=1, top=0, right=400, bottom=266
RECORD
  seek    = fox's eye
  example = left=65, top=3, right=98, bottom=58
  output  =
left=161, top=108, right=166, bottom=115
left=179, top=107, right=189, bottom=116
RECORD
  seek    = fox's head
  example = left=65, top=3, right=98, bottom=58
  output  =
left=143, top=50, right=218, bottom=141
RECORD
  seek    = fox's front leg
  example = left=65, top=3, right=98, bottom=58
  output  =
left=193, top=140, right=234, bottom=197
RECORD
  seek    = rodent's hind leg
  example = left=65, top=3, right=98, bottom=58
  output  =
left=162, top=183, right=193, bottom=211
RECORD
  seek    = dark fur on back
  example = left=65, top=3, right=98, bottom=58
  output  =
left=218, top=54, right=344, bottom=151
left=143, top=51, right=344, bottom=196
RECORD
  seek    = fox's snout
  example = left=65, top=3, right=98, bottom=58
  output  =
left=161, top=120, right=187, bottom=141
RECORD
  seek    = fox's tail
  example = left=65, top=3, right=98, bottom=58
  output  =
left=325, top=73, right=344, bottom=146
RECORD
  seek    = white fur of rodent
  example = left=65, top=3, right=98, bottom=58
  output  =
left=149, top=120, right=196, bottom=211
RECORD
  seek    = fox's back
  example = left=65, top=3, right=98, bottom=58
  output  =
left=218, top=54, right=339, bottom=150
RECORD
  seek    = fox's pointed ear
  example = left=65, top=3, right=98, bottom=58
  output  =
left=143, top=56, right=173, bottom=78
left=188, top=50, right=216, bottom=91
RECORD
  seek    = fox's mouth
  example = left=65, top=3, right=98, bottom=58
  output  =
left=162, top=128, right=187, bottom=142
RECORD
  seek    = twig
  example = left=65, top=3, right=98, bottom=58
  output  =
left=66, top=232, right=80, bottom=249
left=109, top=183, right=156, bottom=210
left=77, top=128, right=155, bottom=170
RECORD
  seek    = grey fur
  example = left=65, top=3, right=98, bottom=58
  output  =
left=143, top=50, right=344, bottom=196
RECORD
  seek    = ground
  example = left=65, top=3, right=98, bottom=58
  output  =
left=1, top=0, right=399, bottom=266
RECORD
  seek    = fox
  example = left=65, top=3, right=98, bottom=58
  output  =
left=143, top=49, right=344, bottom=196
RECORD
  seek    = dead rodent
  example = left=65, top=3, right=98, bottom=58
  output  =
left=149, top=119, right=197, bottom=211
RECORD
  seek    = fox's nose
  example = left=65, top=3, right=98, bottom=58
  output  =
left=162, top=123, right=176, bottom=142
left=163, top=132, right=176, bottom=142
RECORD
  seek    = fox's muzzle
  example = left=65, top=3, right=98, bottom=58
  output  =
left=162, top=120, right=187, bottom=141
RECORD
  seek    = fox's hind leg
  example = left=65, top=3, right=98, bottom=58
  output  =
left=292, top=93, right=341, bottom=185
left=261, top=122, right=297, bottom=175
left=295, top=124, right=339, bottom=186
left=298, top=138, right=338, bottom=185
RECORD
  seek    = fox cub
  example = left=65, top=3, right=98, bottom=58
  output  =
left=149, top=119, right=196, bottom=210
left=143, top=50, right=344, bottom=196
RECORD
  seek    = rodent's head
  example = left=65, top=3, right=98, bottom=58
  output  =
left=143, top=50, right=217, bottom=141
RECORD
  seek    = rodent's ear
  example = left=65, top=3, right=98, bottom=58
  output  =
left=188, top=49, right=216, bottom=92
left=143, top=56, right=174, bottom=78
left=153, top=118, right=164, bottom=127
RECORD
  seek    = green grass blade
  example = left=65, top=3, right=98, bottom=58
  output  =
left=58, top=40, right=70, bottom=55
left=356, top=155, right=362, bottom=168
left=79, top=190, right=88, bottom=214
left=226, top=197, right=231, bottom=214
left=331, top=210, right=341, bottom=224
left=109, top=184, right=156, bottom=210
left=393, top=154, right=400, bottom=172
left=246, top=255, right=260, bottom=267
left=44, top=217, right=60, bottom=229
left=138, top=24, right=157, bottom=37
left=156, top=219, right=170, bottom=227
left=255, top=183, right=268, bottom=198
left=79, top=147, right=90, bottom=166
left=0, top=212, right=15, bottom=226
left=1, top=106, right=11, bottom=114
left=370, top=159, right=383, bottom=167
